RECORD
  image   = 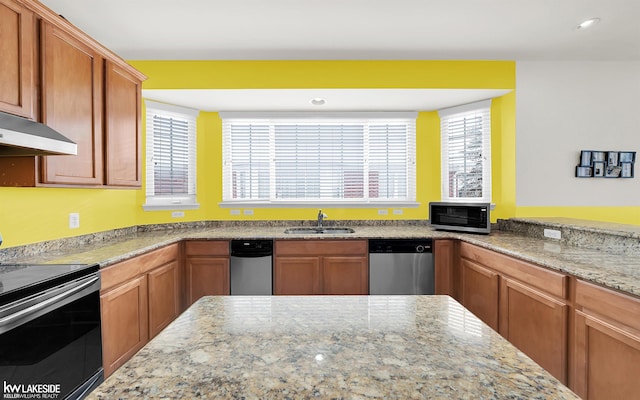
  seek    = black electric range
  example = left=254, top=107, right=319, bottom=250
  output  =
left=0, top=263, right=99, bottom=305
left=0, top=262, right=104, bottom=399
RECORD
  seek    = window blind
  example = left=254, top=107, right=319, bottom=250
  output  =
left=439, top=100, right=491, bottom=202
left=144, top=100, right=199, bottom=210
left=221, top=113, right=416, bottom=205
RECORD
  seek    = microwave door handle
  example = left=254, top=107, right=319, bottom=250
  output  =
left=0, top=274, right=100, bottom=335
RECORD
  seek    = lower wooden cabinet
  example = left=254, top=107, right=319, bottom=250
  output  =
left=148, top=260, right=180, bottom=338
left=184, top=240, right=230, bottom=306
left=99, top=244, right=179, bottom=377
left=434, top=239, right=457, bottom=297
left=573, top=280, right=640, bottom=400
left=459, top=242, right=569, bottom=384
left=274, top=256, right=321, bottom=295
left=274, top=240, right=368, bottom=295
left=100, top=275, right=148, bottom=377
left=499, top=277, right=568, bottom=382
left=460, top=257, right=499, bottom=331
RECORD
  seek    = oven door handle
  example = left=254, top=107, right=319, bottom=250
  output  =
left=0, top=273, right=100, bottom=334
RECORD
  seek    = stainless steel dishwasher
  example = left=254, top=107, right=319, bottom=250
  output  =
left=230, top=240, right=273, bottom=295
left=369, top=239, right=434, bottom=295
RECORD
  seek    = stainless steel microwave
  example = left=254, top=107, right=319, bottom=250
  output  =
left=429, top=202, right=491, bottom=234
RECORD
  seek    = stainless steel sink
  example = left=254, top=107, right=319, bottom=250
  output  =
left=284, top=227, right=355, bottom=235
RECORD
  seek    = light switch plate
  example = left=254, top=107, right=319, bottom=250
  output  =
left=69, top=213, right=80, bottom=229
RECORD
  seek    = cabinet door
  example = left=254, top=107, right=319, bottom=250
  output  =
left=185, top=257, right=230, bottom=305
left=0, top=0, right=34, bottom=118
left=148, top=260, right=180, bottom=338
left=40, top=22, right=103, bottom=185
left=460, top=258, right=499, bottom=331
left=104, top=60, right=141, bottom=186
left=499, top=277, right=568, bottom=383
left=100, top=275, right=148, bottom=378
left=574, top=280, right=640, bottom=399
left=322, top=256, right=368, bottom=295
left=274, top=256, right=321, bottom=295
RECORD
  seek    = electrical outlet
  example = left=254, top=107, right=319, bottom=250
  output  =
left=543, top=229, right=561, bottom=240
left=243, top=209, right=254, bottom=216
left=393, top=209, right=404, bottom=215
left=378, top=209, right=388, bottom=215
left=69, top=213, right=80, bottom=229
left=230, top=210, right=241, bottom=216
left=171, top=211, right=185, bottom=218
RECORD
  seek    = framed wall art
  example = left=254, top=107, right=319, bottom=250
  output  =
left=576, top=150, right=635, bottom=179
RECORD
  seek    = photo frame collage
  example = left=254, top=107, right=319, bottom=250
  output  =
left=576, top=150, right=636, bottom=178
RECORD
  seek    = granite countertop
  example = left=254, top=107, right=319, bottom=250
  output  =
left=86, top=295, right=580, bottom=400
left=0, top=219, right=638, bottom=299
left=6, top=221, right=638, bottom=298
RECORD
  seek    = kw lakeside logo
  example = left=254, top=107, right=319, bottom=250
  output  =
left=2, top=381, right=61, bottom=399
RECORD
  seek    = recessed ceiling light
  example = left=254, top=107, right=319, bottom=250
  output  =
left=576, top=17, right=601, bottom=30
left=310, top=98, right=326, bottom=106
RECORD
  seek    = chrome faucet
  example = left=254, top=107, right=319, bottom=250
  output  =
left=317, top=210, right=328, bottom=227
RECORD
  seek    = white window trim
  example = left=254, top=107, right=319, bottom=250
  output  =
left=438, top=100, right=492, bottom=203
left=220, top=112, right=418, bottom=208
left=143, top=100, right=200, bottom=211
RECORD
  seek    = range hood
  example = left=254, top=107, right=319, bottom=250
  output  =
left=0, top=111, right=77, bottom=156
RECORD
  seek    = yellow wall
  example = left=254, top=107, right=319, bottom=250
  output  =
left=0, top=60, right=517, bottom=248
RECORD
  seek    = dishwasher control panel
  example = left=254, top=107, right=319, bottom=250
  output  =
left=369, top=239, right=433, bottom=253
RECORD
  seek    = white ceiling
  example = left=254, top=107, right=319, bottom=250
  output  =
left=39, top=0, right=640, bottom=111
left=141, top=88, right=511, bottom=112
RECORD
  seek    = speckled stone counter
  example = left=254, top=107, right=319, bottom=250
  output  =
left=2, top=219, right=640, bottom=297
left=86, top=295, right=579, bottom=400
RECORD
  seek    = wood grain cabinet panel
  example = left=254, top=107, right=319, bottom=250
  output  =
left=148, top=260, right=180, bottom=338
left=184, top=241, right=230, bottom=307
left=434, top=239, right=457, bottom=298
left=460, top=258, right=499, bottom=331
left=274, top=240, right=367, bottom=295
left=574, top=280, right=640, bottom=399
left=274, top=256, right=321, bottom=295
left=0, top=0, right=35, bottom=118
left=104, top=60, right=142, bottom=186
left=100, top=275, right=148, bottom=377
left=99, top=244, right=179, bottom=377
left=40, top=22, right=103, bottom=185
left=322, top=256, right=368, bottom=295
left=499, top=277, right=568, bottom=383
left=185, top=257, right=230, bottom=304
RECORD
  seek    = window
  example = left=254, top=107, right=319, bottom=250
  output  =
left=221, top=112, right=416, bottom=206
left=439, top=100, right=491, bottom=202
left=143, top=100, right=199, bottom=210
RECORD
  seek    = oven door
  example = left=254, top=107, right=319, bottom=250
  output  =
left=0, top=273, right=103, bottom=400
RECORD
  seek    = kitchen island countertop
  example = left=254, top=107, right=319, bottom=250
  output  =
left=86, top=295, right=579, bottom=399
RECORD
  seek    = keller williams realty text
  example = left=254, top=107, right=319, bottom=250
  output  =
left=3, top=381, right=61, bottom=399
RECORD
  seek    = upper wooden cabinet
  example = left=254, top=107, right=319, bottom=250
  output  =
left=40, top=22, right=104, bottom=185
left=0, top=0, right=35, bottom=119
left=0, top=0, right=145, bottom=188
left=105, top=61, right=142, bottom=186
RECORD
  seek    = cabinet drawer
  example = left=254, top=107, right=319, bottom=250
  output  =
left=185, top=240, right=229, bottom=256
left=275, top=240, right=367, bottom=256
left=576, top=279, right=640, bottom=332
left=101, top=244, right=179, bottom=291
left=460, top=242, right=568, bottom=299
